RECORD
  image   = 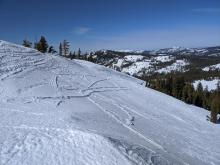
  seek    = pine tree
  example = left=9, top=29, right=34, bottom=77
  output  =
left=197, top=82, right=203, bottom=93
left=48, top=46, right=56, bottom=54
left=165, top=76, right=173, bottom=95
left=203, top=86, right=210, bottom=110
left=172, top=76, right=185, bottom=99
left=70, top=51, right=76, bottom=60
left=63, top=40, right=70, bottom=56
left=35, top=36, right=48, bottom=53
left=182, top=83, right=194, bottom=104
left=23, top=39, right=32, bottom=48
left=210, top=96, right=220, bottom=123
left=187, top=84, right=194, bottom=104
left=59, top=43, right=63, bottom=56
left=182, top=84, right=188, bottom=102
left=193, top=82, right=204, bottom=107
left=77, top=48, right=81, bottom=59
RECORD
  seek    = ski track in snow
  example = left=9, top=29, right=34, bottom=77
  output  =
left=87, top=96, right=164, bottom=150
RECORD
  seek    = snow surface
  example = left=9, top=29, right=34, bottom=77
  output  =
left=115, top=50, right=145, bottom=54
left=153, top=56, right=174, bottom=63
left=124, top=55, right=144, bottom=62
left=203, top=63, right=220, bottom=72
left=122, top=61, right=152, bottom=76
left=113, top=56, right=150, bottom=76
left=156, top=60, right=189, bottom=74
left=0, top=40, right=220, bottom=165
left=113, top=58, right=124, bottom=68
left=193, top=79, right=220, bottom=91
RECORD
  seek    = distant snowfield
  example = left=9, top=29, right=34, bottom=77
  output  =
left=193, top=79, right=220, bottom=91
left=203, top=63, right=220, bottom=71
left=124, top=55, right=144, bottom=62
left=0, top=40, right=220, bottom=165
left=113, top=55, right=152, bottom=76
left=153, top=55, right=174, bottom=63
left=156, top=60, right=189, bottom=74
left=113, top=55, right=176, bottom=76
left=122, top=61, right=152, bottom=76
left=112, top=55, right=189, bottom=76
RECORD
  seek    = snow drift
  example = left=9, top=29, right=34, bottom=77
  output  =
left=0, top=40, right=220, bottom=165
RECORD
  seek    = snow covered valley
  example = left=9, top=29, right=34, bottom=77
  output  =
left=0, top=40, right=220, bottom=165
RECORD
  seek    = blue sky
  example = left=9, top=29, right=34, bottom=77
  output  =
left=0, top=0, right=220, bottom=51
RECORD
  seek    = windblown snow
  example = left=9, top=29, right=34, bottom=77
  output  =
left=0, top=40, right=220, bottom=165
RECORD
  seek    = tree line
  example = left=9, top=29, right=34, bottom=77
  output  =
left=22, top=36, right=86, bottom=60
left=23, top=36, right=56, bottom=53
left=147, top=76, right=220, bottom=123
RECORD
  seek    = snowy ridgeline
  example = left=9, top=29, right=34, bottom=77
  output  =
left=0, top=40, right=220, bottom=165
left=112, top=55, right=188, bottom=76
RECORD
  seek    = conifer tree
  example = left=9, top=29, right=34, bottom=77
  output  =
left=182, top=84, right=189, bottom=102
left=77, top=48, right=81, bottom=59
left=172, top=76, right=185, bottom=99
left=186, top=84, right=194, bottom=104
left=70, top=51, right=76, bottom=60
left=211, top=96, right=220, bottom=123
left=35, top=36, right=48, bottom=53
left=23, top=39, right=32, bottom=48
left=165, top=76, right=173, bottom=95
left=59, top=43, right=63, bottom=56
left=48, top=46, right=56, bottom=54
left=197, top=82, right=203, bottom=93
left=203, top=86, right=210, bottom=110
left=63, top=40, right=70, bottom=56
left=193, top=82, right=204, bottom=107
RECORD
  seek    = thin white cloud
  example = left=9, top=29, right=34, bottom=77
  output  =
left=192, top=8, right=220, bottom=13
left=72, top=27, right=91, bottom=35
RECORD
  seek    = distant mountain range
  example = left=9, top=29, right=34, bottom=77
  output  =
left=89, top=46, right=220, bottom=77
left=111, top=46, right=220, bottom=56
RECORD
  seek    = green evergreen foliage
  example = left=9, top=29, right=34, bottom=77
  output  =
left=211, top=96, right=220, bottom=123
left=72, top=51, right=76, bottom=59
left=77, top=48, right=81, bottom=59
left=69, top=51, right=76, bottom=60
left=172, top=76, right=185, bottom=99
left=35, top=36, right=48, bottom=53
left=182, top=84, right=194, bottom=104
left=193, top=82, right=204, bottom=107
left=59, top=43, right=63, bottom=56
left=48, top=46, right=56, bottom=54
left=59, top=40, right=70, bottom=56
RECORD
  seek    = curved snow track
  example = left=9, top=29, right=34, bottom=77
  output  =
left=0, top=40, right=220, bottom=165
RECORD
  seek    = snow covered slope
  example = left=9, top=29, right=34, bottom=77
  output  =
left=193, top=79, right=220, bottom=91
left=203, top=63, right=220, bottom=71
left=0, top=40, right=220, bottom=165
